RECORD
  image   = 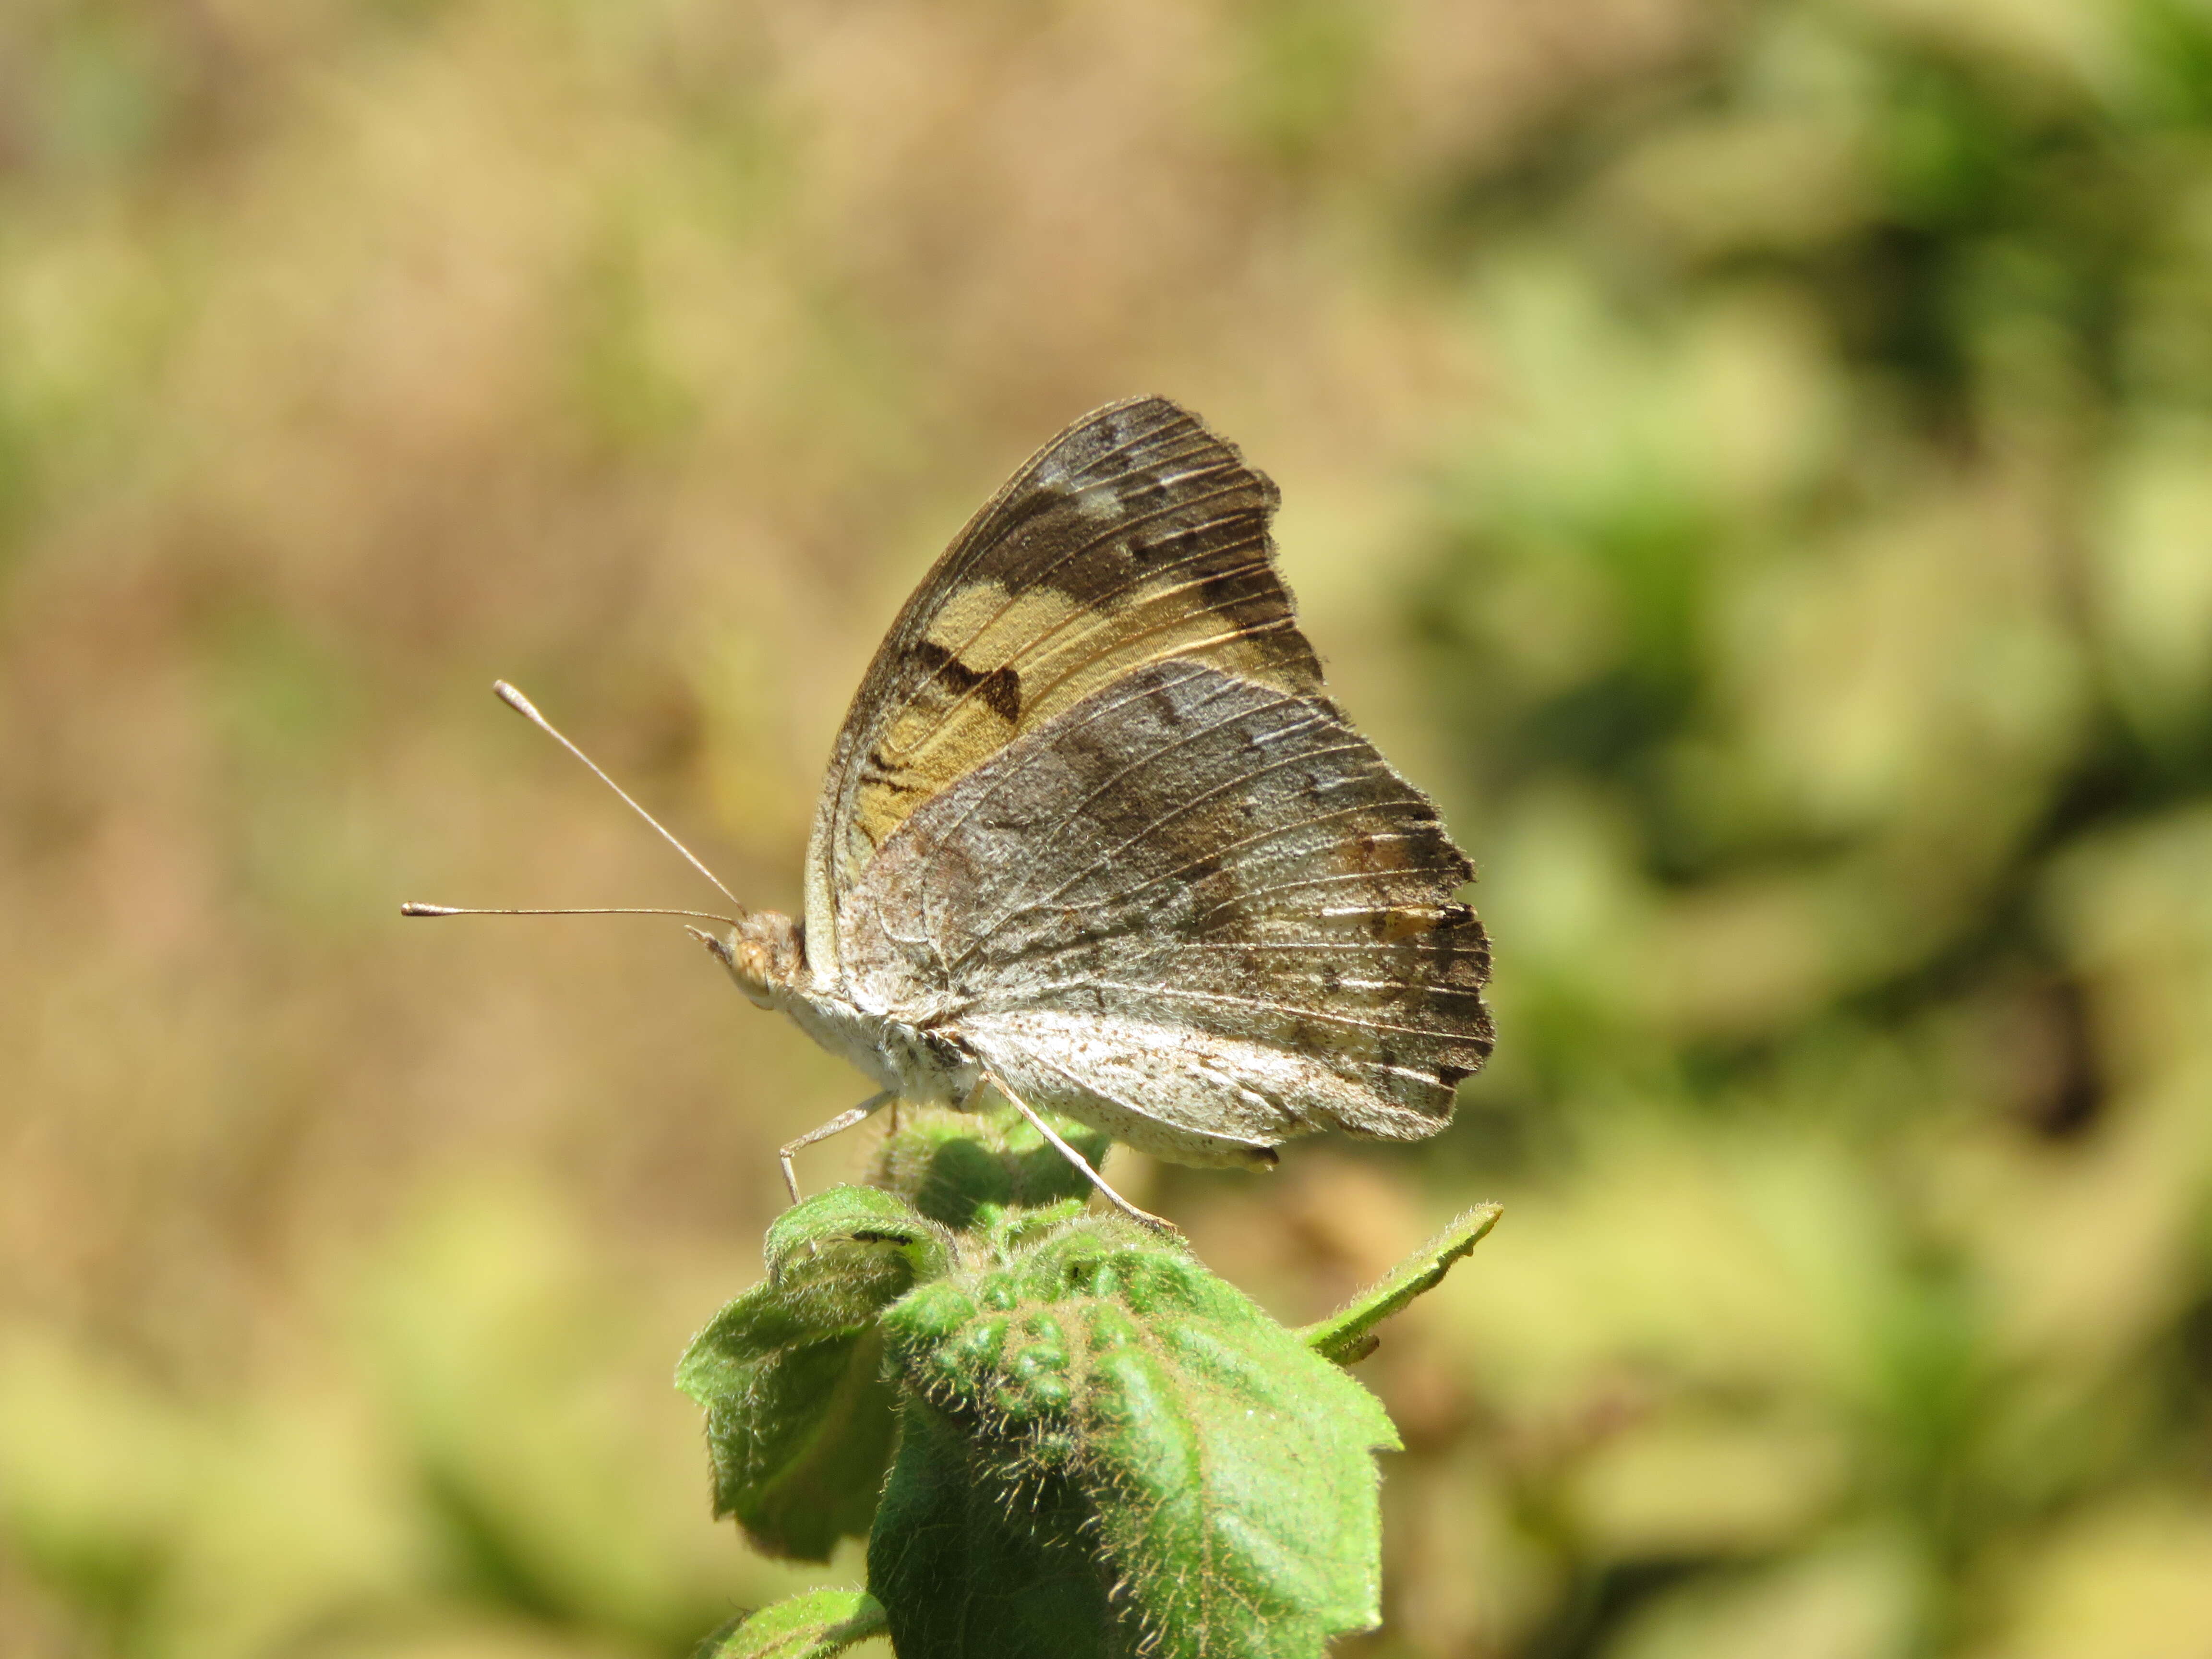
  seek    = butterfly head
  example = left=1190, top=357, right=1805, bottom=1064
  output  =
left=690, top=910, right=805, bottom=1008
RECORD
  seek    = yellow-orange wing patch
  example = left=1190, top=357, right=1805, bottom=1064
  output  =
left=804, top=397, right=1322, bottom=977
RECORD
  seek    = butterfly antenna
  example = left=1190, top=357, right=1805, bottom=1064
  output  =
left=401, top=903, right=744, bottom=923
left=484, top=680, right=748, bottom=912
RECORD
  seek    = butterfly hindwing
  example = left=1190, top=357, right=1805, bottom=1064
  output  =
left=805, top=398, right=1321, bottom=978
left=835, top=660, right=1493, bottom=1160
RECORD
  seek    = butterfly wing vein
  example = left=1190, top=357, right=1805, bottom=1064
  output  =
left=805, top=397, right=1491, bottom=1165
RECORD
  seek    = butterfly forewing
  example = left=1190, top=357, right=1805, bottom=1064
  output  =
left=805, top=398, right=1323, bottom=977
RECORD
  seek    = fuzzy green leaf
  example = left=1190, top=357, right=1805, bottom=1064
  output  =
left=868, top=1104, right=1114, bottom=1231
left=757, top=1184, right=960, bottom=1283
left=1297, top=1203, right=1502, bottom=1364
left=875, top=1216, right=1400, bottom=1659
left=866, top=1397, right=1117, bottom=1659
left=677, top=1187, right=954, bottom=1560
left=701, top=1587, right=889, bottom=1659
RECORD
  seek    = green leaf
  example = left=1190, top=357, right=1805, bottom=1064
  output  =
left=869, top=1104, right=1114, bottom=1231
left=874, top=1216, right=1400, bottom=1659
left=1297, top=1203, right=1503, bottom=1364
left=758, top=1185, right=960, bottom=1284
left=677, top=1188, right=954, bottom=1560
left=701, top=1587, right=889, bottom=1659
left=866, top=1397, right=1117, bottom=1659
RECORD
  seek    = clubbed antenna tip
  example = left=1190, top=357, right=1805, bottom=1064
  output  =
left=487, top=679, right=747, bottom=913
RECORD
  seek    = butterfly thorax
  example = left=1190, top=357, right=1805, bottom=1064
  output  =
left=782, top=988, right=979, bottom=1107
left=706, top=910, right=979, bottom=1107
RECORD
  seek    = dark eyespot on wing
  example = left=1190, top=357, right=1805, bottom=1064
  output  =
left=977, top=666, right=1021, bottom=723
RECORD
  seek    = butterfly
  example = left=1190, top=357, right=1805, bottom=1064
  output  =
left=412, top=398, right=1493, bottom=1228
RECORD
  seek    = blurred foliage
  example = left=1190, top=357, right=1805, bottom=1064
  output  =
left=673, top=1143, right=1490, bottom=1659
left=2, top=1, right=2210, bottom=1658
left=1390, top=5, right=2212, bottom=1655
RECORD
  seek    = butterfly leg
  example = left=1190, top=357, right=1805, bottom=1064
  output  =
left=780, top=1090, right=895, bottom=1205
left=984, top=1070, right=1179, bottom=1235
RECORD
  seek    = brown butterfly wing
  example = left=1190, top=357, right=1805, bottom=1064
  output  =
left=804, top=397, right=1322, bottom=980
left=835, top=660, right=1493, bottom=1161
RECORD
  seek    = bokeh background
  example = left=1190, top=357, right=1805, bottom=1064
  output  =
left=5, top=0, right=2212, bottom=1655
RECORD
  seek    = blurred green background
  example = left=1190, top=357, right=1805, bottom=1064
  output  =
left=4, top=0, right=2211, bottom=1655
